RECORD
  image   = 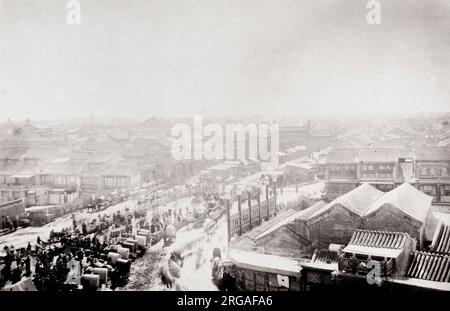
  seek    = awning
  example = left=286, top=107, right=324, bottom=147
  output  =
left=11, top=174, right=35, bottom=179
left=343, top=245, right=403, bottom=259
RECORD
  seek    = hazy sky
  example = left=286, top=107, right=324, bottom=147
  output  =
left=0, top=0, right=449, bottom=120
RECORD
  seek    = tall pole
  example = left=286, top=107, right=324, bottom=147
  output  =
left=273, top=178, right=277, bottom=217
left=257, top=188, right=261, bottom=225
left=226, top=198, right=231, bottom=242
left=247, top=190, right=252, bottom=230
left=237, top=194, right=242, bottom=235
left=265, top=184, right=269, bottom=220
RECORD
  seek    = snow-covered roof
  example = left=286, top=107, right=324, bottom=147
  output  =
left=309, top=183, right=384, bottom=219
left=229, top=248, right=302, bottom=276
left=365, top=183, right=432, bottom=224
left=254, top=201, right=328, bottom=239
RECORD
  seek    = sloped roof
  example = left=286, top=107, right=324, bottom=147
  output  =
left=348, top=229, right=410, bottom=249
left=301, top=249, right=339, bottom=271
left=294, top=200, right=328, bottom=220
left=359, top=149, right=398, bottom=163
left=237, top=201, right=328, bottom=241
left=325, top=149, right=358, bottom=163
left=406, top=251, right=450, bottom=283
left=242, top=209, right=299, bottom=240
left=365, top=183, right=432, bottom=224
left=431, top=223, right=450, bottom=255
left=309, top=183, right=384, bottom=219
left=343, top=230, right=413, bottom=258
left=311, top=249, right=339, bottom=264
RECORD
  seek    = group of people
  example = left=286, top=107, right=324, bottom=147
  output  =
left=0, top=206, right=148, bottom=291
left=0, top=215, right=19, bottom=232
left=32, top=233, right=120, bottom=291
left=0, top=242, right=32, bottom=287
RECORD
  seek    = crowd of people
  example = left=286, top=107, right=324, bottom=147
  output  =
left=0, top=183, right=228, bottom=291
left=0, top=206, right=149, bottom=291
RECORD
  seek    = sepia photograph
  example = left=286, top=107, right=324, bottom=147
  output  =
left=0, top=0, right=450, bottom=299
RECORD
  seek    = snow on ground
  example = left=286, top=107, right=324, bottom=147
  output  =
left=0, top=181, right=325, bottom=290
left=0, top=190, right=207, bottom=250
left=176, top=218, right=228, bottom=291
left=135, top=212, right=228, bottom=291
left=277, top=181, right=325, bottom=205
left=128, top=181, right=324, bottom=291
left=0, top=199, right=139, bottom=249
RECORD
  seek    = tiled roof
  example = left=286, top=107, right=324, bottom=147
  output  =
left=348, top=229, right=409, bottom=249
left=311, top=249, right=339, bottom=264
left=359, top=149, right=399, bottom=163
left=406, top=251, right=450, bottom=283
left=365, top=183, right=432, bottom=224
left=431, top=223, right=450, bottom=255
left=325, top=150, right=359, bottom=164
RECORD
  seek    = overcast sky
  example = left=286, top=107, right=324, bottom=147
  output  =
left=0, top=0, right=449, bottom=120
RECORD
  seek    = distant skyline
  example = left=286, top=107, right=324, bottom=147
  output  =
left=1, top=0, right=449, bottom=120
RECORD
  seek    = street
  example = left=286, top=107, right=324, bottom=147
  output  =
left=123, top=181, right=324, bottom=290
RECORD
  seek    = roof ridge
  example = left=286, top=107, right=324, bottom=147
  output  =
left=353, top=229, right=404, bottom=235
left=416, top=250, right=450, bottom=258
